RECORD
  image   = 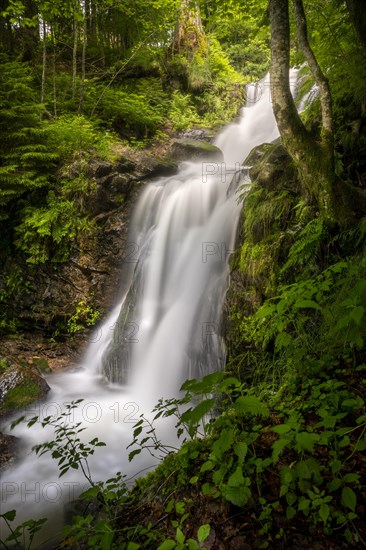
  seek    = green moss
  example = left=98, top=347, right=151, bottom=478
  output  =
left=0, top=358, right=9, bottom=374
left=2, top=379, right=43, bottom=410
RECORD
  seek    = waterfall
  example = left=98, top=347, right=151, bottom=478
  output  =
left=0, top=72, right=290, bottom=541
left=86, top=72, right=290, bottom=406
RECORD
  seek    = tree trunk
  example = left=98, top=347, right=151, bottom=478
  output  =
left=269, top=0, right=334, bottom=216
left=78, top=11, right=87, bottom=114
left=346, top=0, right=366, bottom=56
left=51, top=24, right=57, bottom=118
left=292, top=0, right=335, bottom=205
left=72, top=16, right=78, bottom=99
left=21, top=0, right=39, bottom=61
left=172, top=0, right=206, bottom=54
left=41, top=19, right=47, bottom=105
left=292, top=0, right=333, bottom=136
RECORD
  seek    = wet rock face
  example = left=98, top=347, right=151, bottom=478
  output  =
left=0, top=364, right=50, bottom=415
left=0, top=432, right=19, bottom=471
left=0, top=152, right=179, bottom=337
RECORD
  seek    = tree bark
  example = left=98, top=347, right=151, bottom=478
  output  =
left=41, top=19, right=47, bottom=105
left=52, top=25, right=57, bottom=118
left=172, top=0, right=206, bottom=53
left=346, top=0, right=366, bottom=56
left=72, top=16, right=78, bottom=99
left=21, top=0, right=39, bottom=61
left=269, top=0, right=334, bottom=216
left=292, top=0, right=334, bottom=137
left=268, top=0, right=312, bottom=160
left=78, top=10, right=87, bottom=114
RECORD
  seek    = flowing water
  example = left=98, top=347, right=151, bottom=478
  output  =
left=0, top=73, right=293, bottom=546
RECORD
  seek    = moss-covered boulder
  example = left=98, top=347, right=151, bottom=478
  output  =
left=0, top=365, right=50, bottom=415
left=245, top=143, right=299, bottom=193
left=171, top=139, right=224, bottom=162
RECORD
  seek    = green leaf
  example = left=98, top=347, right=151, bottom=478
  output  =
left=176, top=527, right=185, bottom=544
left=228, top=466, right=245, bottom=487
left=180, top=372, right=226, bottom=394
left=234, top=441, right=248, bottom=463
left=80, top=486, right=100, bottom=500
left=350, top=306, right=364, bottom=325
left=298, top=498, right=310, bottom=513
left=197, top=524, right=210, bottom=543
left=1, top=510, right=16, bottom=521
left=222, top=484, right=251, bottom=507
left=234, top=396, right=269, bottom=418
left=286, top=506, right=296, bottom=519
left=328, top=478, right=342, bottom=492
left=341, top=487, right=357, bottom=512
left=343, top=473, right=360, bottom=484
left=127, top=543, right=141, bottom=550
left=272, top=424, right=291, bottom=435
left=319, top=503, right=330, bottom=524
left=202, top=483, right=215, bottom=495
left=294, top=300, right=321, bottom=311
left=165, top=500, right=174, bottom=513
left=272, top=438, right=290, bottom=463
left=128, top=449, right=141, bottom=462
left=157, top=541, right=176, bottom=550
left=212, top=429, right=234, bottom=459
left=175, top=501, right=185, bottom=515
left=180, top=398, right=215, bottom=427
left=200, top=460, right=214, bottom=473
left=295, top=432, right=319, bottom=453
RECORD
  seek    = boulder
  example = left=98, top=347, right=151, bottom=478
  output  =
left=0, top=432, right=19, bottom=471
left=179, top=127, right=214, bottom=141
left=171, top=139, right=224, bottom=162
left=0, top=365, right=50, bottom=415
left=138, top=156, right=178, bottom=179
left=245, top=143, right=299, bottom=193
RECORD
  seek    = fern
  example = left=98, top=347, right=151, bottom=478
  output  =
left=281, top=218, right=327, bottom=276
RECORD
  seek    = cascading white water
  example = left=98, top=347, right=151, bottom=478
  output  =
left=0, top=72, right=290, bottom=545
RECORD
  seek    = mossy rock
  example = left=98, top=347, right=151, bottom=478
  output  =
left=0, top=365, right=50, bottom=414
left=245, top=143, right=299, bottom=193
left=171, top=139, right=224, bottom=162
left=139, top=156, right=179, bottom=178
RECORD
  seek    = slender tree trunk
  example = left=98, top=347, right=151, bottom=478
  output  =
left=51, top=24, right=57, bottom=118
left=292, top=0, right=335, bottom=198
left=269, top=0, right=334, bottom=216
left=72, top=16, right=78, bottom=99
left=97, top=16, right=105, bottom=68
left=346, top=0, right=366, bottom=56
left=292, top=0, right=334, bottom=137
left=78, top=11, right=87, bottom=114
left=41, top=19, right=47, bottom=105
left=90, top=0, right=97, bottom=47
left=269, top=0, right=311, bottom=156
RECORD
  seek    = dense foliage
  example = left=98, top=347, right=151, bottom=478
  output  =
left=0, top=0, right=249, bottom=335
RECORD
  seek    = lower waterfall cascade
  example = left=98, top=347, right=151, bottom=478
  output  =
left=0, top=72, right=298, bottom=543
